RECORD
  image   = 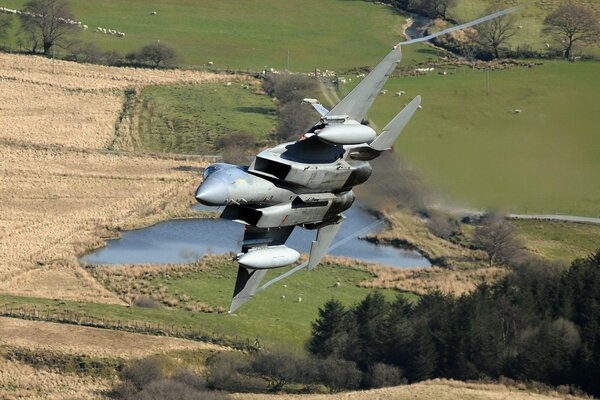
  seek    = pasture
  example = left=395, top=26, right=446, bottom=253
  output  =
left=138, top=82, right=277, bottom=154
left=1, top=258, right=406, bottom=348
left=1, top=0, right=436, bottom=71
left=449, top=0, right=600, bottom=55
left=355, top=60, right=600, bottom=216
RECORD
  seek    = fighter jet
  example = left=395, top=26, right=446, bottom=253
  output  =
left=195, top=6, right=521, bottom=312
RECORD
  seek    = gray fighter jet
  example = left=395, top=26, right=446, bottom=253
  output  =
left=195, top=6, right=521, bottom=312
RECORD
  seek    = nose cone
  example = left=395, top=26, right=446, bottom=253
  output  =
left=195, top=179, right=228, bottom=206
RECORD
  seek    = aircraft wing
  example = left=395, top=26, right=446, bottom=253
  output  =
left=230, top=225, right=295, bottom=313
left=326, top=46, right=402, bottom=122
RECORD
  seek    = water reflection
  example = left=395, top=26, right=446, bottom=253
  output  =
left=81, top=205, right=430, bottom=268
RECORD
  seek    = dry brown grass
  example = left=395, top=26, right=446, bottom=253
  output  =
left=0, top=316, right=225, bottom=359
left=88, top=259, right=226, bottom=313
left=371, top=211, right=487, bottom=268
left=359, top=211, right=508, bottom=295
left=230, top=378, right=589, bottom=400
left=361, top=265, right=507, bottom=296
left=0, top=358, right=113, bottom=400
left=0, top=53, right=229, bottom=302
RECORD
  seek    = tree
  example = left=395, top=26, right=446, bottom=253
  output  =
left=276, top=101, right=315, bottom=140
left=317, top=357, right=362, bottom=393
left=20, top=0, right=76, bottom=55
left=544, top=3, right=600, bottom=60
left=476, top=5, right=518, bottom=59
left=350, top=292, right=389, bottom=369
left=473, top=214, right=521, bottom=267
left=410, top=0, right=455, bottom=19
left=139, top=42, right=179, bottom=67
left=309, top=298, right=348, bottom=357
left=0, top=14, right=12, bottom=47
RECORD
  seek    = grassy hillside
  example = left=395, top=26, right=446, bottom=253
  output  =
left=353, top=60, right=600, bottom=216
left=450, top=0, right=600, bottom=55
left=138, top=82, right=277, bottom=154
left=1, top=0, right=436, bottom=71
left=1, top=259, right=408, bottom=348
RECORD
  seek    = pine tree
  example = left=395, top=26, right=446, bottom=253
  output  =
left=309, top=299, right=348, bottom=357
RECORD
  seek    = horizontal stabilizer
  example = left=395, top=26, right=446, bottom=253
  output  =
left=229, top=266, right=267, bottom=313
left=307, top=219, right=344, bottom=270
left=370, top=95, right=421, bottom=151
left=302, top=98, right=329, bottom=117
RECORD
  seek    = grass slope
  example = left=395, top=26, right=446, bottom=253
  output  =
left=515, top=220, right=600, bottom=264
left=1, top=260, right=405, bottom=348
left=1, top=0, right=435, bottom=71
left=138, top=82, right=277, bottom=154
left=356, top=61, right=600, bottom=216
left=450, top=0, right=600, bottom=56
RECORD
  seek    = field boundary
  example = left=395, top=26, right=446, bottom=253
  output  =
left=0, top=305, right=259, bottom=352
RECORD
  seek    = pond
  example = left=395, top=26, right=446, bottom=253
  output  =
left=81, top=205, right=430, bottom=268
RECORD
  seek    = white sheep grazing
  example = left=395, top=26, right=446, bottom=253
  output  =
left=334, top=282, right=341, bottom=287
left=395, top=91, right=405, bottom=96
left=380, top=89, right=387, bottom=95
left=207, top=61, right=214, bottom=66
left=513, top=109, right=522, bottom=114
left=545, top=43, right=550, bottom=48
left=283, top=284, right=287, bottom=288
left=417, top=105, right=423, bottom=110
left=150, top=11, right=157, bottom=15
left=82, top=25, right=88, bottom=30
left=281, top=295, right=286, bottom=299
left=518, top=25, right=523, bottom=29
left=297, top=297, right=302, bottom=303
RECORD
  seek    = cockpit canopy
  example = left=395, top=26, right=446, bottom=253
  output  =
left=202, top=163, right=236, bottom=180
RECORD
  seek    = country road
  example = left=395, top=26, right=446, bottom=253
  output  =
left=508, top=214, right=600, bottom=225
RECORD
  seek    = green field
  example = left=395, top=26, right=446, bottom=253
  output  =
left=449, top=0, right=600, bottom=55
left=515, top=220, right=600, bottom=264
left=1, top=0, right=436, bottom=71
left=347, top=60, right=600, bottom=216
left=138, top=83, right=277, bottom=154
left=2, top=261, right=408, bottom=348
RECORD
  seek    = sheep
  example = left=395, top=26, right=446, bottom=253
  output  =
left=283, top=284, right=287, bottom=288
left=225, top=82, right=232, bottom=86
left=395, top=91, right=405, bottom=96
left=545, top=43, right=550, bottom=48
left=281, top=295, right=286, bottom=299
left=417, top=105, right=423, bottom=110
left=513, top=109, right=522, bottom=114
left=150, top=11, right=157, bottom=15
left=380, top=89, right=387, bottom=95
left=334, top=282, right=341, bottom=287
left=82, top=25, right=88, bottom=30
left=518, top=25, right=523, bottom=29
left=297, top=297, right=302, bottom=303
left=207, top=61, right=214, bottom=66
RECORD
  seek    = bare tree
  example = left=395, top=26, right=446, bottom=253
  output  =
left=476, top=5, right=518, bottom=59
left=474, top=214, right=521, bottom=267
left=139, top=42, right=179, bottom=67
left=20, top=0, right=76, bottom=55
left=410, top=0, right=455, bottom=19
left=544, top=3, right=600, bottom=60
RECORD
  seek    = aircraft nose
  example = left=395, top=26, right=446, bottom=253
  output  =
left=195, top=179, right=228, bottom=206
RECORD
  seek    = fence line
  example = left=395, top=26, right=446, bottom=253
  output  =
left=0, top=305, right=260, bottom=352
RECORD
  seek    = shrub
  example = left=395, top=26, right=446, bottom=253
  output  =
left=133, top=295, right=162, bottom=308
